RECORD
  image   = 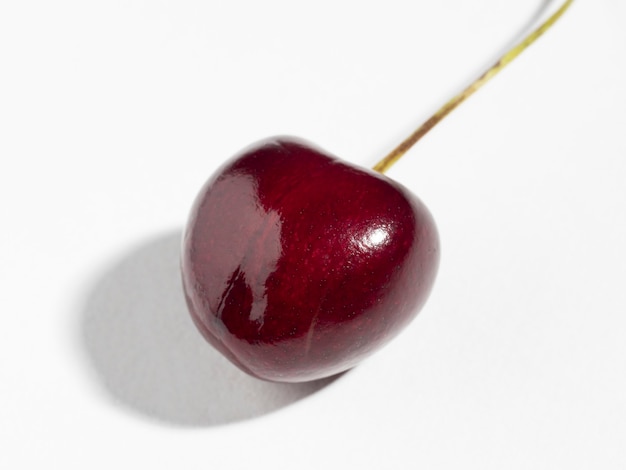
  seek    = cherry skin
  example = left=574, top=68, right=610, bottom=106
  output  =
left=181, top=137, right=439, bottom=382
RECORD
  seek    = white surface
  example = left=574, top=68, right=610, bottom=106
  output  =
left=2, top=0, right=625, bottom=468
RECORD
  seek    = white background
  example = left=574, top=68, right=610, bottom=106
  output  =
left=2, top=0, right=625, bottom=468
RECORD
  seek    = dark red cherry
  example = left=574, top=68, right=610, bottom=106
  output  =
left=181, top=137, right=439, bottom=382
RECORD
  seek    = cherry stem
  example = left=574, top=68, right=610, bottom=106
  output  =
left=373, top=0, right=574, bottom=174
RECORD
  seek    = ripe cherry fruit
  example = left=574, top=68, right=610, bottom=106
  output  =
left=181, top=1, right=574, bottom=382
left=182, top=137, right=439, bottom=382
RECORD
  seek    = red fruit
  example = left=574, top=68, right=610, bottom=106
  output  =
left=181, top=137, right=439, bottom=382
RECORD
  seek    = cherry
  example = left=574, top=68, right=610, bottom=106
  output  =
left=181, top=1, right=574, bottom=382
left=182, top=138, right=439, bottom=382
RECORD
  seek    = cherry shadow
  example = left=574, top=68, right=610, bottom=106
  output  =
left=80, top=230, right=341, bottom=427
